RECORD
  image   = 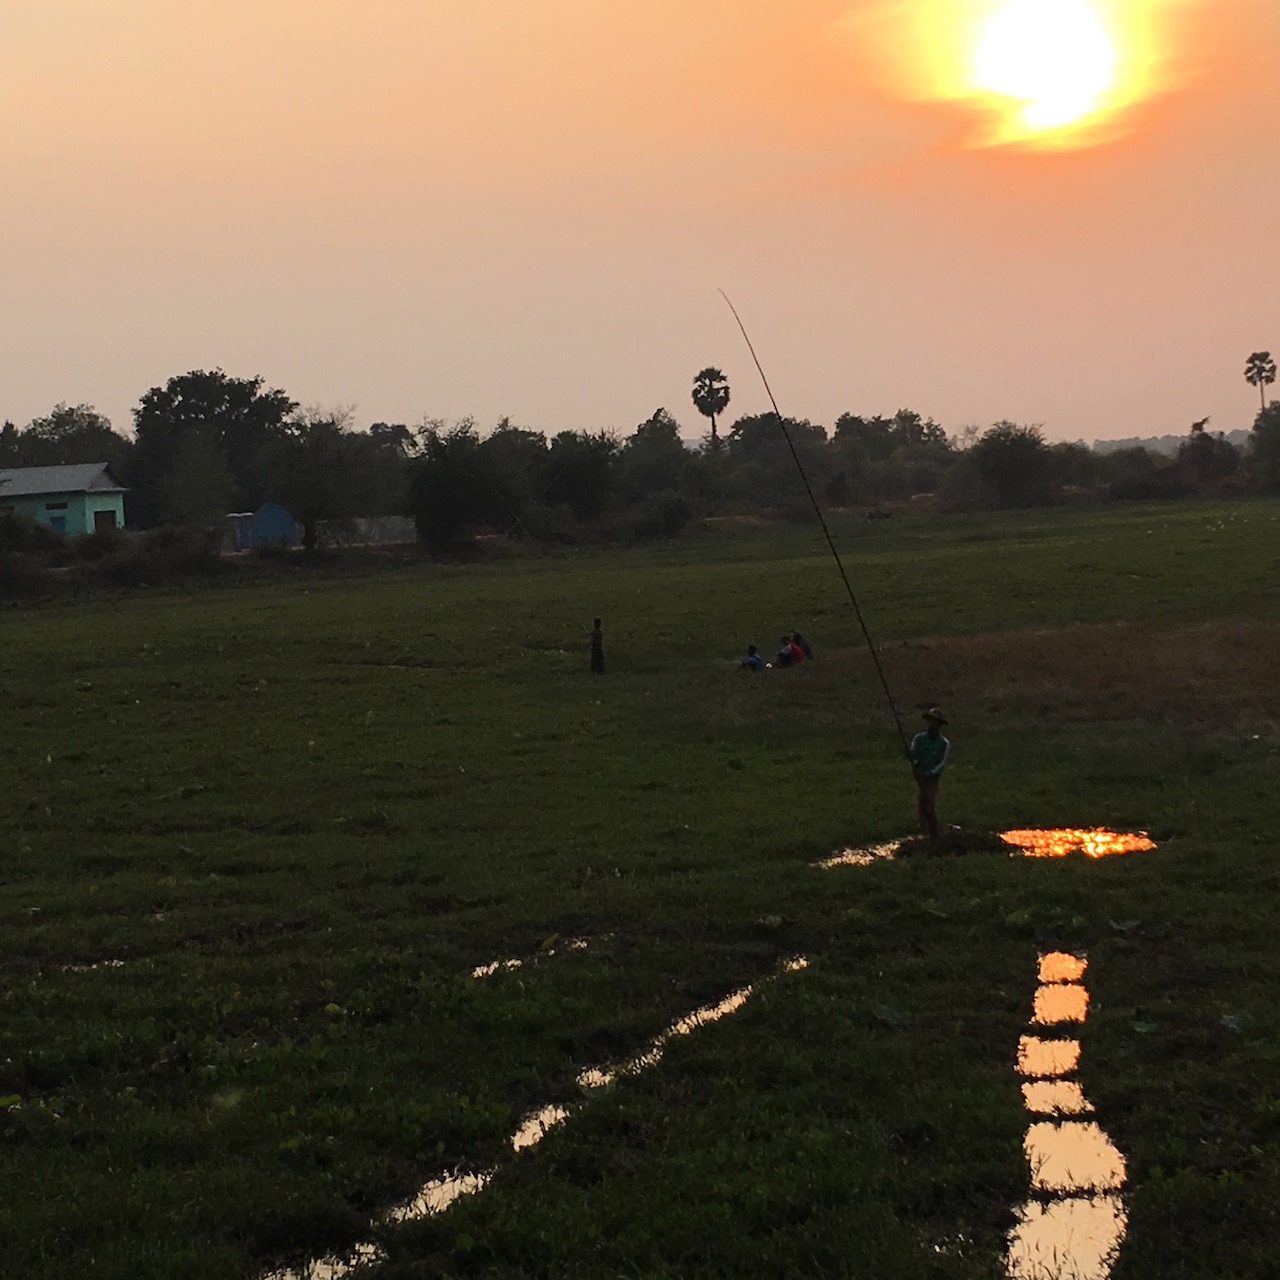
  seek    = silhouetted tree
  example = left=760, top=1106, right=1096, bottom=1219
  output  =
left=832, top=409, right=951, bottom=502
left=1250, top=402, right=1280, bottom=488
left=132, top=370, right=297, bottom=526
left=1177, top=430, right=1239, bottom=489
left=1097, top=446, right=1179, bottom=500
left=160, top=430, right=235, bottom=529
left=480, top=420, right=549, bottom=525
left=1049, top=441, right=1103, bottom=490
left=3, top=405, right=132, bottom=473
left=409, top=421, right=505, bottom=552
left=968, top=422, right=1055, bottom=508
left=1244, top=351, right=1276, bottom=413
left=363, top=422, right=418, bottom=514
left=834, top=413, right=896, bottom=464
left=368, top=422, right=418, bottom=457
left=691, top=368, right=731, bottom=453
left=541, top=430, right=618, bottom=520
left=620, top=408, right=688, bottom=500
left=0, top=422, right=19, bottom=467
left=886, top=408, right=948, bottom=450
left=723, top=413, right=829, bottom=508
left=255, top=412, right=384, bottom=553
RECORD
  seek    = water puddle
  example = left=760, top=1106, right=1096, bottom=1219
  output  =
left=1017, top=1036, right=1082, bottom=1079
left=1007, top=952, right=1128, bottom=1280
left=578, top=958, right=807, bottom=1091
left=1021, top=1081, right=1090, bottom=1118
left=264, top=957, right=806, bottom=1280
left=471, top=937, right=590, bottom=980
left=1033, top=985, right=1089, bottom=1026
left=816, top=843, right=898, bottom=869
left=1025, top=1121, right=1126, bottom=1195
left=511, top=1104, right=570, bottom=1151
left=1040, top=954, right=1088, bottom=984
left=817, top=829, right=1155, bottom=870
left=1001, top=830, right=1156, bottom=860
left=816, top=830, right=1150, bottom=1276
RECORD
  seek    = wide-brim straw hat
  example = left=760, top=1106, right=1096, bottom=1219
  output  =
left=922, top=707, right=948, bottom=725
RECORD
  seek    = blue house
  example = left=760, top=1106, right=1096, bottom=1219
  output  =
left=0, top=463, right=127, bottom=534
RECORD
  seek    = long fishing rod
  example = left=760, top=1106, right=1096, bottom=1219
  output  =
left=719, top=290, right=911, bottom=761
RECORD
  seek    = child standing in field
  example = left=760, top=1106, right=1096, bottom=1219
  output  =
left=589, top=617, right=605, bottom=675
left=909, top=708, right=950, bottom=840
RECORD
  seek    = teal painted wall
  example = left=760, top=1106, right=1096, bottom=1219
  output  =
left=0, top=492, right=125, bottom=535
left=82, top=494, right=125, bottom=534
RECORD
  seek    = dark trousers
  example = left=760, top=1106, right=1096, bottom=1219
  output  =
left=916, top=775, right=941, bottom=839
left=590, top=648, right=604, bottom=674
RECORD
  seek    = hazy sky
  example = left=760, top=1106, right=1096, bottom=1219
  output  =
left=2, top=0, right=1275, bottom=443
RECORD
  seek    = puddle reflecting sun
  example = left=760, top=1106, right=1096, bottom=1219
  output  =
left=1033, top=984, right=1089, bottom=1026
left=1009, top=951, right=1127, bottom=1280
left=1002, top=830, right=1156, bottom=859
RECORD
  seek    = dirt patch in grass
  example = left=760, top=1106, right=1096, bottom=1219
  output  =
left=709, top=618, right=1280, bottom=739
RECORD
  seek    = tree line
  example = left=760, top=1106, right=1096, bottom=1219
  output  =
left=3, top=359, right=1279, bottom=556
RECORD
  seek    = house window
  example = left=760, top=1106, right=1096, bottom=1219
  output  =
left=46, top=501, right=69, bottom=511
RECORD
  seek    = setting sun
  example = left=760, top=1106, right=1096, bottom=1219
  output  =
left=840, top=0, right=1180, bottom=151
left=974, top=0, right=1118, bottom=131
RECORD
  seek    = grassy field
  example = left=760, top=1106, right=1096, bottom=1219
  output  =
left=2, top=498, right=1278, bottom=1279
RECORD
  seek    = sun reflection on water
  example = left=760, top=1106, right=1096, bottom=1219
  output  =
left=1008, top=951, right=1127, bottom=1280
left=1034, top=983, right=1089, bottom=1026
left=1002, top=829, right=1156, bottom=859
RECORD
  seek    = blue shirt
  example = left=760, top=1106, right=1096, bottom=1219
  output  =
left=741, top=652, right=764, bottom=671
left=909, top=731, right=950, bottom=777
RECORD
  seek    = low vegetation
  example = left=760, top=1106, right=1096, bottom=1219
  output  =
left=1, top=499, right=1277, bottom=1278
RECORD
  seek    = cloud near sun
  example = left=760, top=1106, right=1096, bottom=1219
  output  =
left=838, top=0, right=1189, bottom=150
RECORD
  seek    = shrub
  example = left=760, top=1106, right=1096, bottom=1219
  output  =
left=771, top=494, right=821, bottom=525
left=253, top=539, right=294, bottom=561
left=0, top=552, right=53, bottom=598
left=99, top=524, right=224, bottom=587
left=636, top=489, right=693, bottom=539
left=968, top=422, right=1056, bottom=508
left=0, top=512, right=64, bottom=556
left=520, top=503, right=582, bottom=545
left=73, top=527, right=130, bottom=562
left=936, top=457, right=995, bottom=512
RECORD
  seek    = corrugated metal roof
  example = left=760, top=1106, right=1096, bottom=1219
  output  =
left=0, top=463, right=128, bottom=497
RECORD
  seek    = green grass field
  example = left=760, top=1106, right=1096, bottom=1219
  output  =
left=2, top=499, right=1278, bottom=1278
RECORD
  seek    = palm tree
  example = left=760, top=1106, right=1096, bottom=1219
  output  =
left=1244, top=351, right=1276, bottom=412
left=691, top=367, right=731, bottom=453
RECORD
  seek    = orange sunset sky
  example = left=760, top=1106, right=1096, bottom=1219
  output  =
left=1, top=0, right=1276, bottom=442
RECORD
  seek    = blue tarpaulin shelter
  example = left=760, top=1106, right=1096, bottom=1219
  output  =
left=227, top=502, right=298, bottom=550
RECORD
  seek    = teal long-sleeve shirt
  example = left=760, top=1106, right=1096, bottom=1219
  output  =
left=909, top=731, right=950, bottom=777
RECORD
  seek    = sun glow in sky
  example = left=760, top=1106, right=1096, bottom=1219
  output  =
left=852, top=0, right=1171, bottom=150
left=0, top=0, right=1272, bottom=446
left=974, top=0, right=1118, bottom=132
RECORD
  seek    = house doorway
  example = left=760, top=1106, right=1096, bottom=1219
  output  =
left=94, top=510, right=119, bottom=532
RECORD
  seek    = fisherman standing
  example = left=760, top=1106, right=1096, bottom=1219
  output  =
left=909, top=708, right=950, bottom=840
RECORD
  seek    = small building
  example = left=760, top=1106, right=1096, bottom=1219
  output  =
left=226, top=502, right=298, bottom=550
left=0, top=463, right=127, bottom=534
